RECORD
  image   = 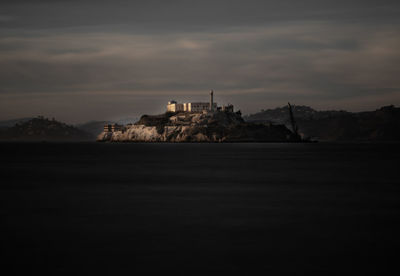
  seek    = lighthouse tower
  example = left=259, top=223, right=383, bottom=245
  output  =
left=210, top=90, right=214, bottom=111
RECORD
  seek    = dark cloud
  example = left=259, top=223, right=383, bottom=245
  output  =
left=1, top=1, right=400, bottom=122
left=1, top=1, right=400, bottom=31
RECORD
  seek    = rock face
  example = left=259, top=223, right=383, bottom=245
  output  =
left=97, top=111, right=298, bottom=142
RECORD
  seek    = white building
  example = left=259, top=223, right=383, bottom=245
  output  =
left=167, top=101, right=184, bottom=112
left=167, top=90, right=218, bottom=113
left=183, top=102, right=217, bottom=112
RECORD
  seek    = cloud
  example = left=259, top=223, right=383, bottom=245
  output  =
left=1, top=1, right=400, bottom=121
left=1, top=23, right=399, bottom=97
left=0, top=15, right=15, bottom=22
left=1, top=1, right=400, bottom=31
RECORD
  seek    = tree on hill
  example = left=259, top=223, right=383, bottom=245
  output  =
left=0, top=116, right=94, bottom=141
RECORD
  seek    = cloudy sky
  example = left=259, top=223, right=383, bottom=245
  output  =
left=1, top=0, right=400, bottom=123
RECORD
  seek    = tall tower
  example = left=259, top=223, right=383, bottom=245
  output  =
left=210, top=90, right=214, bottom=111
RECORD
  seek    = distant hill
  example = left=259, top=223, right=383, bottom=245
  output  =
left=244, top=105, right=350, bottom=124
left=76, top=118, right=138, bottom=137
left=244, top=105, right=400, bottom=141
left=115, top=117, right=139, bottom=125
left=76, top=120, right=113, bottom=137
left=0, top=117, right=94, bottom=141
left=0, top=117, right=34, bottom=128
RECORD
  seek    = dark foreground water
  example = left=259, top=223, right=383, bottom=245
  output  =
left=1, top=142, right=400, bottom=275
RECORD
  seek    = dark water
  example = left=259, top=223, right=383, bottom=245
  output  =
left=1, top=142, right=400, bottom=275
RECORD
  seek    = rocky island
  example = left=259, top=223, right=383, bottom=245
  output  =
left=97, top=91, right=301, bottom=142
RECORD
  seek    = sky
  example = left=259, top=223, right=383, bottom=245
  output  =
left=1, top=0, right=400, bottom=123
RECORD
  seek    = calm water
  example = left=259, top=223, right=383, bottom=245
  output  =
left=1, top=142, right=400, bottom=275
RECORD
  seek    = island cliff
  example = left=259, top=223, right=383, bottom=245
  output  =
left=97, top=111, right=300, bottom=142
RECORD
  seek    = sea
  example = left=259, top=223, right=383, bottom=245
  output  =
left=1, top=142, right=400, bottom=275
